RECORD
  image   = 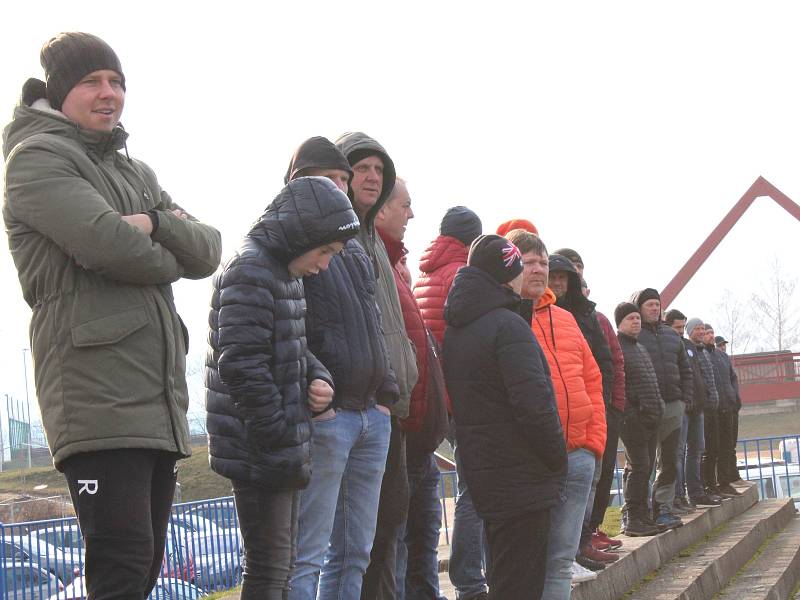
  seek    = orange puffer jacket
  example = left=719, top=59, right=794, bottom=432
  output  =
left=530, top=289, right=606, bottom=457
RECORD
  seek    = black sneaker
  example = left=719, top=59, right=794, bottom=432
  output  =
left=718, top=484, right=742, bottom=496
left=691, top=493, right=722, bottom=507
left=575, top=553, right=606, bottom=571
left=655, top=509, right=683, bottom=530
left=623, top=517, right=661, bottom=537
left=704, top=487, right=727, bottom=502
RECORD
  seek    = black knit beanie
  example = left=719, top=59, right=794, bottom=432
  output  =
left=468, top=234, right=523, bottom=285
left=633, top=287, right=661, bottom=308
left=440, top=206, right=482, bottom=246
left=40, top=32, right=125, bottom=110
left=615, top=302, right=640, bottom=327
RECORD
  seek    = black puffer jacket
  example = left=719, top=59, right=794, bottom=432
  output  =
left=682, top=338, right=708, bottom=416
left=550, top=254, right=614, bottom=405
left=636, top=321, right=693, bottom=405
left=618, top=332, right=664, bottom=429
left=696, top=344, right=720, bottom=412
left=205, top=177, right=360, bottom=488
left=443, top=266, right=567, bottom=522
left=707, top=346, right=741, bottom=411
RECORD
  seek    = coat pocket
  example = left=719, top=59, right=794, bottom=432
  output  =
left=71, top=306, right=149, bottom=347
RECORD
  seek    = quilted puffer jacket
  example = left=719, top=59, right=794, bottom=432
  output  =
left=530, top=289, right=607, bottom=457
left=617, top=332, right=664, bottom=429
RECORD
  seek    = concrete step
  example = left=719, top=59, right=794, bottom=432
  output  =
left=624, top=497, right=796, bottom=600
left=716, top=514, right=800, bottom=600
left=572, top=481, right=759, bottom=600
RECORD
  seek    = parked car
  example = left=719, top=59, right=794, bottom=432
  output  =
left=2, top=560, right=64, bottom=599
left=3, top=535, right=81, bottom=586
left=166, top=516, right=237, bottom=591
left=49, top=576, right=205, bottom=599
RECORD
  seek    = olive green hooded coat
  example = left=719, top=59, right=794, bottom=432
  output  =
left=2, top=79, right=222, bottom=469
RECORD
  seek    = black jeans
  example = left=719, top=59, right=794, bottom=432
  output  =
left=716, top=410, right=738, bottom=486
left=232, top=481, right=299, bottom=600
left=620, top=414, right=658, bottom=519
left=702, top=409, right=720, bottom=488
left=590, top=406, right=622, bottom=530
left=62, top=449, right=178, bottom=600
left=484, top=508, right=550, bottom=600
left=361, top=416, right=409, bottom=600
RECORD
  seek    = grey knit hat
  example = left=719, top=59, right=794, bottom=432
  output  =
left=686, top=318, right=704, bottom=337
left=40, top=32, right=125, bottom=110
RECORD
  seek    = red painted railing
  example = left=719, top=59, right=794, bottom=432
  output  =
left=732, top=351, right=800, bottom=403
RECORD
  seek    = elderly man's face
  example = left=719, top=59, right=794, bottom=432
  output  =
left=350, top=155, right=384, bottom=216
left=61, top=69, right=125, bottom=132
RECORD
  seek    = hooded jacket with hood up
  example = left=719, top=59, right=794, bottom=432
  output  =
left=549, top=254, right=615, bottom=406
left=632, top=289, right=693, bottom=406
left=413, top=235, right=469, bottom=346
left=2, top=79, right=222, bottom=469
left=336, top=132, right=418, bottom=418
left=206, top=177, right=359, bottom=488
left=529, top=289, right=607, bottom=457
left=285, top=139, right=400, bottom=412
left=443, top=266, right=566, bottom=521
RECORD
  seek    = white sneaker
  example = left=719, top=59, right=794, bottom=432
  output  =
left=571, top=560, right=598, bottom=583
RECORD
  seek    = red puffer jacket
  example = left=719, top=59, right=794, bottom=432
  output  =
left=531, top=289, right=607, bottom=457
left=597, top=310, right=626, bottom=412
left=413, top=235, right=468, bottom=346
left=378, top=229, right=428, bottom=432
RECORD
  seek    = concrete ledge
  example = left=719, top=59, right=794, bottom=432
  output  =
left=625, top=498, right=796, bottom=599
left=572, top=481, right=759, bottom=600
left=717, top=514, right=800, bottom=600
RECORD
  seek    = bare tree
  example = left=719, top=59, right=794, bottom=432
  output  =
left=714, top=289, right=753, bottom=355
left=750, top=257, right=800, bottom=351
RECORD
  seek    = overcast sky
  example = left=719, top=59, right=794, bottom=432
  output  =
left=3, top=1, right=800, bottom=423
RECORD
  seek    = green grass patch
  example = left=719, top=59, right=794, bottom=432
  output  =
left=601, top=506, right=621, bottom=537
left=203, top=587, right=240, bottom=599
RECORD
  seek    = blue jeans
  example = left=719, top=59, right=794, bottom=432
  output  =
left=542, top=448, right=595, bottom=600
left=580, top=456, right=602, bottom=546
left=289, top=407, right=391, bottom=600
left=675, top=411, right=705, bottom=500
left=396, top=452, right=446, bottom=600
left=449, top=443, right=488, bottom=599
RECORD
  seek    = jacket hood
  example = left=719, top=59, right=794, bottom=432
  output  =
left=248, top=176, right=360, bottom=264
left=418, top=235, right=468, bottom=274
left=376, top=227, right=407, bottom=266
left=284, top=136, right=353, bottom=184
left=535, top=287, right=557, bottom=311
left=335, top=131, right=396, bottom=228
left=445, top=266, right=521, bottom=328
left=550, top=253, right=594, bottom=314
left=3, top=78, right=128, bottom=160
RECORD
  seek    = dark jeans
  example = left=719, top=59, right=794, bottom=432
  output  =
left=589, top=406, right=622, bottom=530
left=702, top=409, right=720, bottom=489
left=362, top=416, right=409, bottom=600
left=62, top=449, right=177, bottom=600
left=396, top=452, right=446, bottom=600
left=233, top=482, right=299, bottom=599
left=717, top=410, right=738, bottom=486
left=485, top=508, right=550, bottom=600
left=620, top=414, right=658, bottom=519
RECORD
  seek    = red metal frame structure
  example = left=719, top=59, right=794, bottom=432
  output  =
left=661, top=176, right=800, bottom=308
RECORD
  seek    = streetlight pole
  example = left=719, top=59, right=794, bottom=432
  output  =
left=21, top=349, right=32, bottom=469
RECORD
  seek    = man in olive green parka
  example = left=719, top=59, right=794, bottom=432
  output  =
left=2, top=33, right=221, bottom=600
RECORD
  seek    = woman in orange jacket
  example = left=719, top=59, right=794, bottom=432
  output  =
left=505, top=228, right=606, bottom=600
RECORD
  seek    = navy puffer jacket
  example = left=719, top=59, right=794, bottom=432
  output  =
left=206, top=177, right=359, bottom=488
left=444, top=267, right=567, bottom=522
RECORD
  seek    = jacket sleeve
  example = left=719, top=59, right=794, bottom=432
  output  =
left=306, top=349, right=333, bottom=388
left=598, top=313, right=626, bottom=410
left=729, top=355, right=742, bottom=410
left=496, top=318, right=567, bottom=473
left=216, top=258, right=287, bottom=445
left=588, top=313, right=615, bottom=405
left=677, top=337, right=694, bottom=406
left=581, top=336, right=607, bottom=457
left=5, top=142, right=184, bottom=285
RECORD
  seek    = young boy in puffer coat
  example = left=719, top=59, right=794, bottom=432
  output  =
left=205, top=177, right=360, bottom=599
left=444, top=234, right=567, bottom=600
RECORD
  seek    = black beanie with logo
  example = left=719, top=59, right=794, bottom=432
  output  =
left=40, top=32, right=125, bottom=111
left=468, top=234, right=524, bottom=285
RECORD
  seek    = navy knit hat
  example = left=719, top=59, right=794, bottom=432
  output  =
left=468, top=234, right=523, bottom=285
left=615, top=302, right=640, bottom=327
left=440, top=206, right=482, bottom=246
left=40, top=33, right=125, bottom=110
